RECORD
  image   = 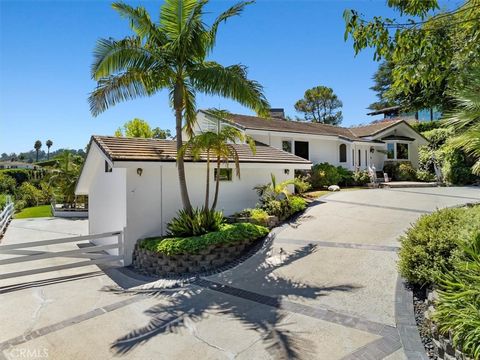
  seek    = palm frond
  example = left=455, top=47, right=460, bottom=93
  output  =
left=89, top=70, right=160, bottom=116
left=191, top=61, right=270, bottom=116
left=112, top=2, right=167, bottom=45
left=91, top=37, right=156, bottom=79
left=183, top=81, right=197, bottom=138
left=208, top=1, right=254, bottom=51
left=160, top=0, right=199, bottom=41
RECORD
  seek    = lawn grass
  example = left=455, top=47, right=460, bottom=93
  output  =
left=304, top=186, right=367, bottom=199
left=14, top=205, right=52, bottom=219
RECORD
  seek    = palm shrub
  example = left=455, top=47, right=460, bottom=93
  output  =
left=434, top=232, right=480, bottom=359
left=167, top=207, right=224, bottom=237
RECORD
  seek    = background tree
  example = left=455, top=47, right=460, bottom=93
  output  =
left=152, top=127, right=171, bottom=139
left=368, top=61, right=399, bottom=111
left=89, top=0, right=269, bottom=213
left=34, top=140, right=42, bottom=162
left=50, top=151, right=83, bottom=204
left=344, top=0, right=480, bottom=112
left=115, top=118, right=154, bottom=138
left=294, top=86, right=343, bottom=125
left=46, top=139, right=53, bottom=160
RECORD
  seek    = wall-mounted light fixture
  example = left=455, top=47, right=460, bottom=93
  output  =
left=284, top=169, right=290, bottom=175
left=137, top=168, right=143, bottom=176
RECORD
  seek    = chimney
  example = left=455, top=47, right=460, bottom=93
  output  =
left=269, top=108, right=285, bottom=119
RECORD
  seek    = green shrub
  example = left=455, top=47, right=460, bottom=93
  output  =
left=167, top=208, right=224, bottom=237
left=0, top=174, right=16, bottom=194
left=17, top=182, right=42, bottom=207
left=398, top=205, right=480, bottom=286
left=422, top=127, right=453, bottom=150
left=336, top=166, right=354, bottom=186
left=289, top=196, right=307, bottom=213
left=440, top=146, right=477, bottom=185
left=249, top=208, right=269, bottom=226
left=294, top=176, right=311, bottom=194
left=262, top=199, right=287, bottom=219
left=0, top=194, right=8, bottom=210
left=311, top=163, right=341, bottom=188
left=411, top=121, right=443, bottom=133
left=352, top=170, right=370, bottom=185
left=434, top=232, right=480, bottom=359
left=397, top=162, right=417, bottom=181
left=140, top=222, right=269, bottom=256
left=14, top=200, right=26, bottom=212
left=416, top=169, right=436, bottom=182
left=0, top=169, right=31, bottom=186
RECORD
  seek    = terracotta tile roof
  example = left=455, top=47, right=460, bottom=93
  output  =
left=213, top=112, right=368, bottom=141
left=349, top=120, right=405, bottom=137
left=92, top=136, right=312, bottom=165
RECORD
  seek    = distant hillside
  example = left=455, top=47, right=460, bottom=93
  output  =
left=0, top=148, right=86, bottom=163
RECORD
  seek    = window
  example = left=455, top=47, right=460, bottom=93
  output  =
left=396, top=143, right=409, bottom=160
left=365, top=150, right=368, bottom=166
left=214, top=168, right=232, bottom=181
left=352, top=149, right=355, bottom=166
left=294, top=141, right=309, bottom=160
left=282, top=140, right=292, bottom=153
left=339, top=144, right=347, bottom=163
left=105, top=161, right=112, bottom=173
left=387, top=143, right=395, bottom=159
left=386, top=142, right=409, bottom=160
left=358, top=149, right=361, bottom=167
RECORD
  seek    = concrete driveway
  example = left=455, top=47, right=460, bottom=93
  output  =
left=1, top=187, right=479, bottom=360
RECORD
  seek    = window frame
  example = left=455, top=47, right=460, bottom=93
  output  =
left=214, top=168, right=233, bottom=182
left=282, top=139, right=292, bottom=153
left=385, top=141, right=410, bottom=161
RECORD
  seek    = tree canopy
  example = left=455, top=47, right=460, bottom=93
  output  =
left=344, top=0, right=480, bottom=112
left=368, top=61, right=399, bottom=111
left=294, top=86, right=343, bottom=125
left=89, top=0, right=269, bottom=212
left=115, top=118, right=154, bottom=138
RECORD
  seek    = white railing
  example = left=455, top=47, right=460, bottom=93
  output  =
left=0, top=198, right=14, bottom=236
left=0, top=230, right=124, bottom=280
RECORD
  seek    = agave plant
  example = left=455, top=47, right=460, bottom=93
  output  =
left=434, top=232, right=480, bottom=358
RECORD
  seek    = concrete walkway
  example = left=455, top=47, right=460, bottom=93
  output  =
left=0, top=187, right=479, bottom=360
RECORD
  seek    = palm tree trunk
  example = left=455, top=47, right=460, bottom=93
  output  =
left=36, top=150, right=39, bottom=162
left=205, top=149, right=210, bottom=211
left=211, top=156, right=221, bottom=210
left=174, top=83, right=192, bottom=213
left=47, top=148, right=50, bottom=160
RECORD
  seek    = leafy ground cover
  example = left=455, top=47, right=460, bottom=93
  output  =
left=140, top=222, right=269, bottom=256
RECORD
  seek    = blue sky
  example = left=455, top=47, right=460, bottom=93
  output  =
left=0, top=0, right=425, bottom=154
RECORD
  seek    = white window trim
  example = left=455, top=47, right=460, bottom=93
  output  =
left=385, top=141, right=410, bottom=161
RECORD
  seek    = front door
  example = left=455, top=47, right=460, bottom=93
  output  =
left=294, top=141, right=309, bottom=160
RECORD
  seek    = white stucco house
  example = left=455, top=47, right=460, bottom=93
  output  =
left=75, top=109, right=427, bottom=264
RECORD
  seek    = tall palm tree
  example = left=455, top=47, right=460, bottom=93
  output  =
left=444, top=67, right=480, bottom=175
left=88, top=0, right=270, bottom=213
left=34, top=140, right=42, bottom=162
left=181, top=126, right=255, bottom=211
left=50, top=151, right=82, bottom=204
left=46, top=139, right=53, bottom=160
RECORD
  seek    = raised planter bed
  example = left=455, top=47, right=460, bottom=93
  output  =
left=132, top=236, right=260, bottom=276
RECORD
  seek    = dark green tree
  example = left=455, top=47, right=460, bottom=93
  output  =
left=34, top=140, right=42, bottom=162
left=294, top=86, right=343, bottom=125
left=344, top=0, right=480, bottom=112
left=46, top=139, right=53, bottom=160
left=88, top=0, right=269, bottom=212
left=368, top=61, right=399, bottom=111
left=152, top=127, right=171, bottom=139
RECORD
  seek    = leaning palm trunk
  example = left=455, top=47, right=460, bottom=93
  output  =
left=211, top=156, right=222, bottom=211
left=205, top=149, right=210, bottom=211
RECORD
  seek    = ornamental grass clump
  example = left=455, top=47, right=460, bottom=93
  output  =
left=434, top=232, right=480, bottom=359
left=167, top=207, right=224, bottom=237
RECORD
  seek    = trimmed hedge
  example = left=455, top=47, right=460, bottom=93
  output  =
left=398, top=205, right=480, bottom=286
left=139, top=222, right=269, bottom=256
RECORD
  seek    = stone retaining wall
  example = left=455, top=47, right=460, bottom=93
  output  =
left=132, top=237, right=259, bottom=276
